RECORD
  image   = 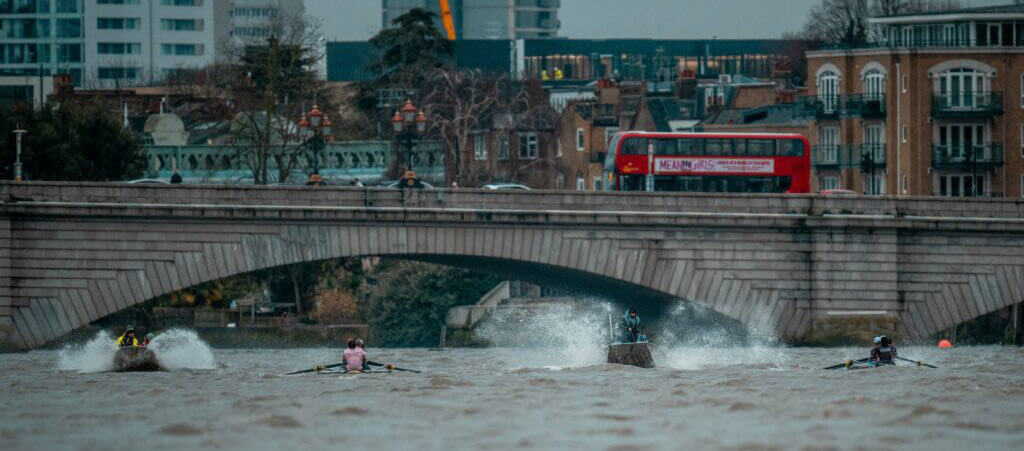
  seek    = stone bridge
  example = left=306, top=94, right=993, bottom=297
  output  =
left=1, top=182, right=1023, bottom=350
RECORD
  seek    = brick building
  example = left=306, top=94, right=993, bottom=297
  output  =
left=804, top=4, right=1024, bottom=197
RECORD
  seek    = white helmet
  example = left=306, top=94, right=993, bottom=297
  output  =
left=873, top=336, right=881, bottom=344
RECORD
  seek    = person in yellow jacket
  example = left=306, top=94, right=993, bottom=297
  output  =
left=116, top=326, right=139, bottom=347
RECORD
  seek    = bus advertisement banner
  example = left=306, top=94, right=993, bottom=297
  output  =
left=654, top=157, right=775, bottom=174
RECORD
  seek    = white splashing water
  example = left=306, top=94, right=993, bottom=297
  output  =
left=474, top=298, right=787, bottom=371
left=654, top=302, right=785, bottom=370
left=58, top=330, right=118, bottom=373
left=58, top=328, right=215, bottom=372
left=474, top=299, right=615, bottom=368
left=147, top=329, right=216, bottom=370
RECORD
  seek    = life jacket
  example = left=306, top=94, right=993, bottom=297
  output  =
left=873, top=345, right=896, bottom=363
left=117, top=334, right=138, bottom=347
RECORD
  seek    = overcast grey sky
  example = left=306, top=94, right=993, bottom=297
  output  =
left=308, top=0, right=1009, bottom=41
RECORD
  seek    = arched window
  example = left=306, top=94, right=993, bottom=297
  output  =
left=864, top=70, right=885, bottom=101
left=937, top=68, right=986, bottom=109
left=575, top=172, right=585, bottom=191
left=817, top=70, right=840, bottom=113
left=555, top=173, right=565, bottom=189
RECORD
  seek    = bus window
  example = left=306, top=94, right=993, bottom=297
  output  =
left=706, top=139, right=731, bottom=156
left=747, top=139, right=775, bottom=156
left=622, top=137, right=647, bottom=155
left=781, top=139, right=804, bottom=156
left=678, top=138, right=700, bottom=156
left=655, top=139, right=677, bottom=155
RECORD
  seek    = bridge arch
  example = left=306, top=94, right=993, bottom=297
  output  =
left=6, top=222, right=793, bottom=350
left=4, top=183, right=1024, bottom=350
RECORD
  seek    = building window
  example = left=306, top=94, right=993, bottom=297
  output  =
left=556, top=137, right=563, bottom=157
left=56, top=0, right=79, bottom=13
left=901, top=125, right=908, bottom=143
left=820, top=176, right=839, bottom=191
left=937, top=68, right=985, bottom=108
left=98, top=67, right=139, bottom=79
left=97, top=18, right=140, bottom=29
left=98, top=0, right=141, bottom=4
left=161, top=0, right=203, bottom=5
left=576, top=175, right=585, bottom=191
left=55, top=18, right=81, bottom=37
left=593, top=176, right=603, bottom=191
left=576, top=127, right=585, bottom=151
left=98, top=42, right=141, bottom=55
left=555, top=173, right=565, bottom=189
left=518, top=133, right=538, bottom=159
left=497, top=136, right=509, bottom=160
left=864, top=70, right=885, bottom=100
left=473, top=134, right=487, bottom=160
left=819, top=126, right=839, bottom=163
left=604, top=127, right=619, bottom=145
left=902, top=175, right=908, bottom=193
left=57, top=44, right=82, bottom=63
left=866, top=173, right=885, bottom=195
left=161, top=44, right=203, bottom=55
left=938, top=174, right=985, bottom=197
left=161, top=19, right=202, bottom=31
left=901, top=73, right=908, bottom=92
left=1021, top=174, right=1024, bottom=198
left=817, top=70, right=840, bottom=113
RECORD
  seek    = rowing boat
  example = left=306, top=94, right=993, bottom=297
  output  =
left=319, top=368, right=392, bottom=375
left=113, top=346, right=161, bottom=372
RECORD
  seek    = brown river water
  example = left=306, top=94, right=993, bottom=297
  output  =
left=2, top=328, right=1024, bottom=451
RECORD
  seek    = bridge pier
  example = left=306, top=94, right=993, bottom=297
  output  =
left=0, top=215, right=11, bottom=350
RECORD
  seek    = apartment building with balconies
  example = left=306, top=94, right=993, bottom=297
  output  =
left=803, top=4, right=1024, bottom=198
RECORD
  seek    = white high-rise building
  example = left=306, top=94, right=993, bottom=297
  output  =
left=0, top=0, right=305, bottom=88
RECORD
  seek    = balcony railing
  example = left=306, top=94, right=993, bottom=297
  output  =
left=855, top=144, right=887, bottom=170
left=931, top=144, right=1004, bottom=169
left=819, top=39, right=1000, bottom=51
left=795, top=95, right=842, bottom=120
left=796, top=94, right=887, bottom=119
left=931, top=91, right=1003, bottom=117
left=812, top=145, right=845, bottom=169
left=845, top=93, right=886, bottom=118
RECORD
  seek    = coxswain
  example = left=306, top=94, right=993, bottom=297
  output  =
left=870, top=335, right=897, bottom=364
left=621, top=308, right=646, bottom=343
left=140, top=333, right=154, bottom=347
left=343, top=338, right=367, bottom=373
left=116, top=326, right=139, bottom=347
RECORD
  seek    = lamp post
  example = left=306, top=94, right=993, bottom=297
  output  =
left=860, top=145, right=877, bottom=195
left=12, top=125, right=26, bottom=182
left=391, top=99, right=428, bottom=186
left=298, top=105, right=332, bottom=184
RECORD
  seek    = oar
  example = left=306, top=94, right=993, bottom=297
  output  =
left=367, top=360, right=421, bottom=373
left=823, top=358, right=870, bottom=370
left=896, top=356, right=938, bottom=368
left=284, top=362, right=346, bottom=376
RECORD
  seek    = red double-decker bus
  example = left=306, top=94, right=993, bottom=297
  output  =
left=604, top=132, right=811, bottom=193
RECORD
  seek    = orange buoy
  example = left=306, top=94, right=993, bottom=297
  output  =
left=937, top=339, right=954, bottom=348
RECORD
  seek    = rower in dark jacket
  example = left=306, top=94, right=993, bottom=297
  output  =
left=621, top=308, right=646, bottom=343
left=870, top=335, right=897, bottom=364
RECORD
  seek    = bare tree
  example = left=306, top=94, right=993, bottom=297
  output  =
left=420, top=69, right=509, bottom=185
left=170, top=11, right=329, bottom=185
left=800, top=0, right=962, bottom=45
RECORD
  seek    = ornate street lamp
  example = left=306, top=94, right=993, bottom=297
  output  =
left=392, top=99, right=428, bottom=186
left=298, top=104, right=331, bottom=184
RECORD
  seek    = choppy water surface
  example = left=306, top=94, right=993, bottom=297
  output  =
left=2, top=333, right=1023, bottom=451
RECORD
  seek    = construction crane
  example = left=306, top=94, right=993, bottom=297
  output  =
left=439, top=0, right=456, bottom=40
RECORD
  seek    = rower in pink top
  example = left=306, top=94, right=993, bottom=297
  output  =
left=343, top=338, right=366, bottom=371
